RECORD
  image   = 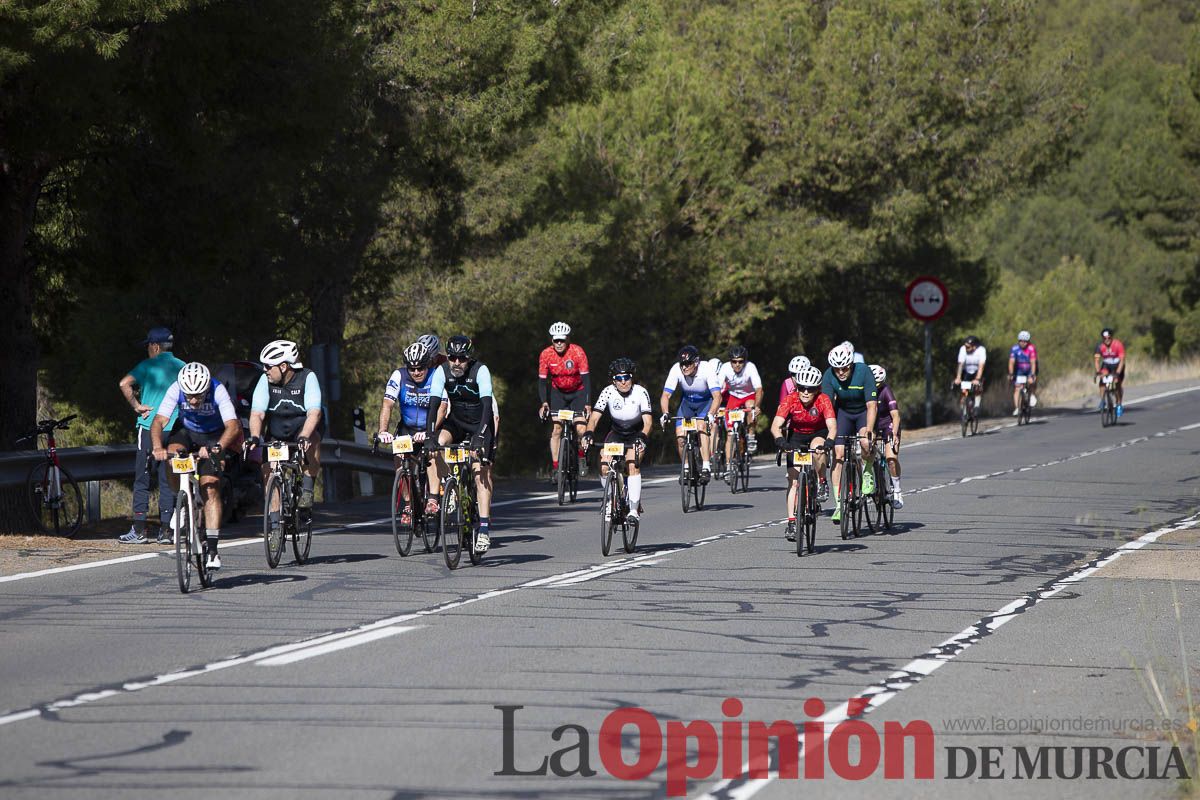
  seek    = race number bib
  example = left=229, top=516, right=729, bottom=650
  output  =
left=268, top=445, right=289, bottom=462
left=602, top=442, right=625, bottom=457
left=1102, top=374, right=1114, bottom=385
left=556, top=409, right=575, bottom=421
left=961, top=381, right=974, bottom=391
left=171, top=455, right=196, bottom=474
left=679, top=418, right=697, bottom=431
left=791, top=451, right=812, bottom=467
left=728, top=410, right=745, bottom=423
left=392, top=436, right=414, bottom=454
left=1015, top=375, right=1028, bottom=385
left=444, top=447, right=469, bottom=464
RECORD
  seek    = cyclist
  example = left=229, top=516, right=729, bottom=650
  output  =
left=840, top=340, right=866, bottom=364
left=418, top=333, right=447, bottom=370
left=714, top=345, right=763, bottom=465
left=870, top=364, right=904, bottom=509
left=537, top=321, right=591, bottom=479
left=1007, top=330, right=1038, bottom=415
left=377, top=341, right=439, bottom=526
left=822, top=342, right=878, bottom=524
left=582, top=358, right=653, bottom=524
left=431, top=335, right=497, bottom=553
left=778, top=355, right=812, bottom=404
left=955, top=335, right=986, bottom=413
left=150, top=362, right=240, bottom=570
left=770, top=366, right=835, bottom=542
left=659, top=345, right=723, bottom=479
left=1094, top=327, right=1126, bottom=417
left=248, top=340, right=324, bottom=513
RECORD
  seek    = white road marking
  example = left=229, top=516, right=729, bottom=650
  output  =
left=0, top=552, right=159, bottom=584
left=255, top=625, right=419, bottom=666
left=695, top=509, right=1200, bottom=799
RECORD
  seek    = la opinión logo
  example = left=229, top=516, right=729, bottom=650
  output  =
left=496, top=697, right=935, bottom=796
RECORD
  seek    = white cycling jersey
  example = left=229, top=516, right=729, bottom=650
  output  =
left=663, top=361, right=720, bottom=400
left=594, top=384, right=652, bottom=432
left=957, top=345, right=987, bottom=376
left=717, top=361, right=762, bottom=399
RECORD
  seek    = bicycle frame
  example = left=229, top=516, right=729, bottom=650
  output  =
left=673, top=416, right=707, bottom=512
left=439, top=443, right=480, bottom=569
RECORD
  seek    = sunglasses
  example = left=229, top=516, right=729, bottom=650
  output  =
left=797, top=387, right=817, bottom=394
left=612, top=374, right=632, bottom=382
left=447, top=355, right=469, bottom=363
left=552, top=338, right=567, bottom=344
left=730, top=359, right=745, bottom=364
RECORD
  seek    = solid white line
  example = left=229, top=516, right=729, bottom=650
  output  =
left=1124, top=384, right=1200, bottom=406
left=694, top=509, right=1200, bottom=799
left=255, top=626, right=418, bottom=666
left=0, top=552, right=159, bottom=584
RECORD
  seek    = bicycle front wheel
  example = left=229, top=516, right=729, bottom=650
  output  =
left=175, top=489, right=193, bottom=593
left=557, top=436, right=570, bottom=506
left=292, top=506, right=312, bottom=564
left=600, top=476, right=616, bottom=556
left=839, top=464, right=853, bottom=541
left=26, top=462, right=83, bottom=538
left=961, top=401, right=969, bottom=438
left=804, top=472, right=818, bottom=555
left=391, top=469, right=414, bottom=557
left=262, top=474, right=286, bottom=568
left=441, top=478, right=462, bottom=570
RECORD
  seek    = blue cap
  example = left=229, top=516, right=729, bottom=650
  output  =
left=141, top=327, right=174, bottom=346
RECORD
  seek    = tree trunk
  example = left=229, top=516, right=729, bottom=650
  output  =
left=0, top=160, right=49, bottom=532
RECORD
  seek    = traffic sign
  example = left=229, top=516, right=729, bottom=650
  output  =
left=905, top=276, right=948, bottom=322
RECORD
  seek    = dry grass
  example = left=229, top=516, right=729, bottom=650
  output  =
left=1038, top=356, right=1200, bottom=408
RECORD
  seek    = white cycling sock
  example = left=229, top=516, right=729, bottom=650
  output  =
left=891, top=478, right=902, bottom=493
left=628, top=474, right=642, bottom=506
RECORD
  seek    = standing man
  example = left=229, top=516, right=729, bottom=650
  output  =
left=117, top=327, right=185, bottom=544
left=537, top=322, right=591, bottom=479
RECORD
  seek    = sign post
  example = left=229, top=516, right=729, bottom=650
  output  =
left=904, top=276, right=949, bottom=427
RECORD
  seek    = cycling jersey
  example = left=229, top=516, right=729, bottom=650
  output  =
left=594, top=384, right=652, bottom=434
left=778, top=377, right=797, bottom=405
left=1010, top=343, right=1037, bottom=375
left=430, top=361, right=494, bottom=430
left=252, top=369, right=323, bottom=440
left=776, top=392, right=835, bottom=436
left=1096, top=339, right=1125, bottom=370
left=156, top=381, right=237, bottom=435
left=875, top=385, right=898, bottom=434
left=384, top=367, right=436, bottom=430
left=820, top=363, right=878, bottom=413
left=129, top=353, right=187, bottom=431
left=538, top=344, right=589, bottom=394
left=957, top=345, right=986, bottom=377
left=717, top=361, right=762, bottom=399
left=663, top=361, right=720, bottom=400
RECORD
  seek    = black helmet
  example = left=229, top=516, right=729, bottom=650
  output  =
left=609, top=357, right=636, bottom=378
left=965, top=335, right=981, bottom=346
left=1101, top=327, right=1113, bottom=338
left=729, top=344, right=749, bottom=360
left=446, top=335, right=474, bottom=359
left=678, top=345, right=700, bottom=365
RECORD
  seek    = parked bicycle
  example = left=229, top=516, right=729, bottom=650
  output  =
left=373, top=434, right=438, bottom=556
left=166, top=447, right=221, bottom=593
left=957, top=380, right=980, bottom=437
left=671, top=416, right=708, bottom=513
left=439, top=444, right=482, bottom=570
left=594, top=441, right=640, bottom=555
left=261, top=439, right=312, bottom=568
left=1097, top=373, right=1118, bottom=428
left=724, top=408, right=753, bottom=493
left=834, top=433, right=867, bottom=540
left=864, top=435, right=895, bottom=533
left=779, top=444, right=828, bottom=556
left=16, top=414, right=83, bottom=538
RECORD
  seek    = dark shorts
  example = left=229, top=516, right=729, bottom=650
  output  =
left=167, top=426, right=230, bottom=477
left=785, top=431, right=827, bottom=450
left=549, top=387, right=588, bottom=416
left=442, top=417, right=495, bottom=463
left=269, top=415, right=326, bottom=442
left=606, top=427, right=646, bottom=448
left=834, top=408, right=869, bottom=439
left=1099, top=365, right=1124, bottom=385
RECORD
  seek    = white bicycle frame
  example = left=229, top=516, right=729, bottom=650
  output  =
left=170, top=454, right=204, bottom=552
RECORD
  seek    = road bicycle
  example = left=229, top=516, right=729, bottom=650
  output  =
left=16, top=414, right=83, bottom=538
left=376, top=434, right=439, bottom=556
left=958, top=380, right=980, bottom=437
left=595, top=440, right=639, bottom=556
left=724, top=408, right=753, bottom=493
left=834, top=433, right=867, bottom=540
left=261, top=440, right=312, bottom=568
left=711, top=409, right=727, bottom=483
left=671, top=416, right=708, bottom=513
left=1097, top=373, right=1118, bottom=428
left=864, top=435, right=895, bottom=533
left=166, top=448, right=220, bottom=593
left=1013, top=374, right=1033, bottom=425
left=439, top=444, right=482, bottom=570
left=779, top=444, right=827, bottom=556
left=547, top=409, right=582, bottom=505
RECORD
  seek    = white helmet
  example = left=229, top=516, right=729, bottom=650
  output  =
left=548, top=321, right=571, bottom=339
left=178, top=362, right=211, bottom=395
left=869, top=364, right=887, bottom=386
left=788, top=355, right=811, bottom=376
left=260, top=339, right=301, bottom=368
left=796, top=366, right=823, bottom=388
left=1017, top=330, right=1031, bottom=342
left=827, top=343, right=854, bottom=369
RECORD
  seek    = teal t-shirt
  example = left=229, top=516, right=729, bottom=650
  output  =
left=129, top=353, right=187, bottom=430
left=821, top=362, right=878, bottom=413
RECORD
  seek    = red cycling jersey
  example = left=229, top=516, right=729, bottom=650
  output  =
left=538, top=343, right=589, bottom=393
left=1096, top=339, right=1125, bottom=370
left=776, top=392, right=835, bottom=435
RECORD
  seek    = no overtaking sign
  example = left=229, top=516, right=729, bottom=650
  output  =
left=906, top=276, right=948, bottom=322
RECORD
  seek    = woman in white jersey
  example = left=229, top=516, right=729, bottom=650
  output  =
left=583, top=358, right=653, bottom=524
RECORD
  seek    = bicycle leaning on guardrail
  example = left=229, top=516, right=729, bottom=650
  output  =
left=15, top=414, right=83, bottom=538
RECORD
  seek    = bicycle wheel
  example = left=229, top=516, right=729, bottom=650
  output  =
left=970, top=409, right=980, bottom=436
left=557, top=436, right=570, bottom=506
left=262, top=474, right=286, bottom=568
left=600, top=475, right=615, bottom=556
left=441, top=477, right=462, bottom=569
left=679, top=454, right=691, bottom=513
left=391, top=469, right=414, bottom=556
left=466, top=480, right=482, bottom=566
left=417, top=472, right=439, bottom=553
left=25, top=462, right=84, bottom=538
left=883, top=489, right=895, bottom=529
left=292, top=503, right=312, bottom=565
left=796, top=471, right=808, bottom=557
left=839, top=462, right=853, bottom=541
left=693, top=441, right=706, bottom=510
left=175, top=489, right=192, bottom=593
left=804, top=472, right=818, bottom=555
left=961, top=401, right=969, bottom=438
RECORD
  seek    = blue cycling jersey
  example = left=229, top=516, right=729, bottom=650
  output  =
left=384, top=368, right=436, bottom=430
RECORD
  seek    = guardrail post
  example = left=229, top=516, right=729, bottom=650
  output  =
left=86, top=481, right=101, bottom=524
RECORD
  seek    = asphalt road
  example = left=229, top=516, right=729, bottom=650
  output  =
left=1, top=382, right=1198, bottom=799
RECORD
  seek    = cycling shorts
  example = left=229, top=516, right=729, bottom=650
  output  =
left=675, top=396, right=713, bottom=430
left=834, top=408, right=870, bottom=440
left=549, top=387, right=588, bottom=417
left=1098, top=365, right=1124, bottom=386
left=785, top=431, right=827, bottom=451
left=724, top=393, right=754, bottom=411
left=167, top=425, right=235, bottom=477
left=442, top=418, right=495, bottom=463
